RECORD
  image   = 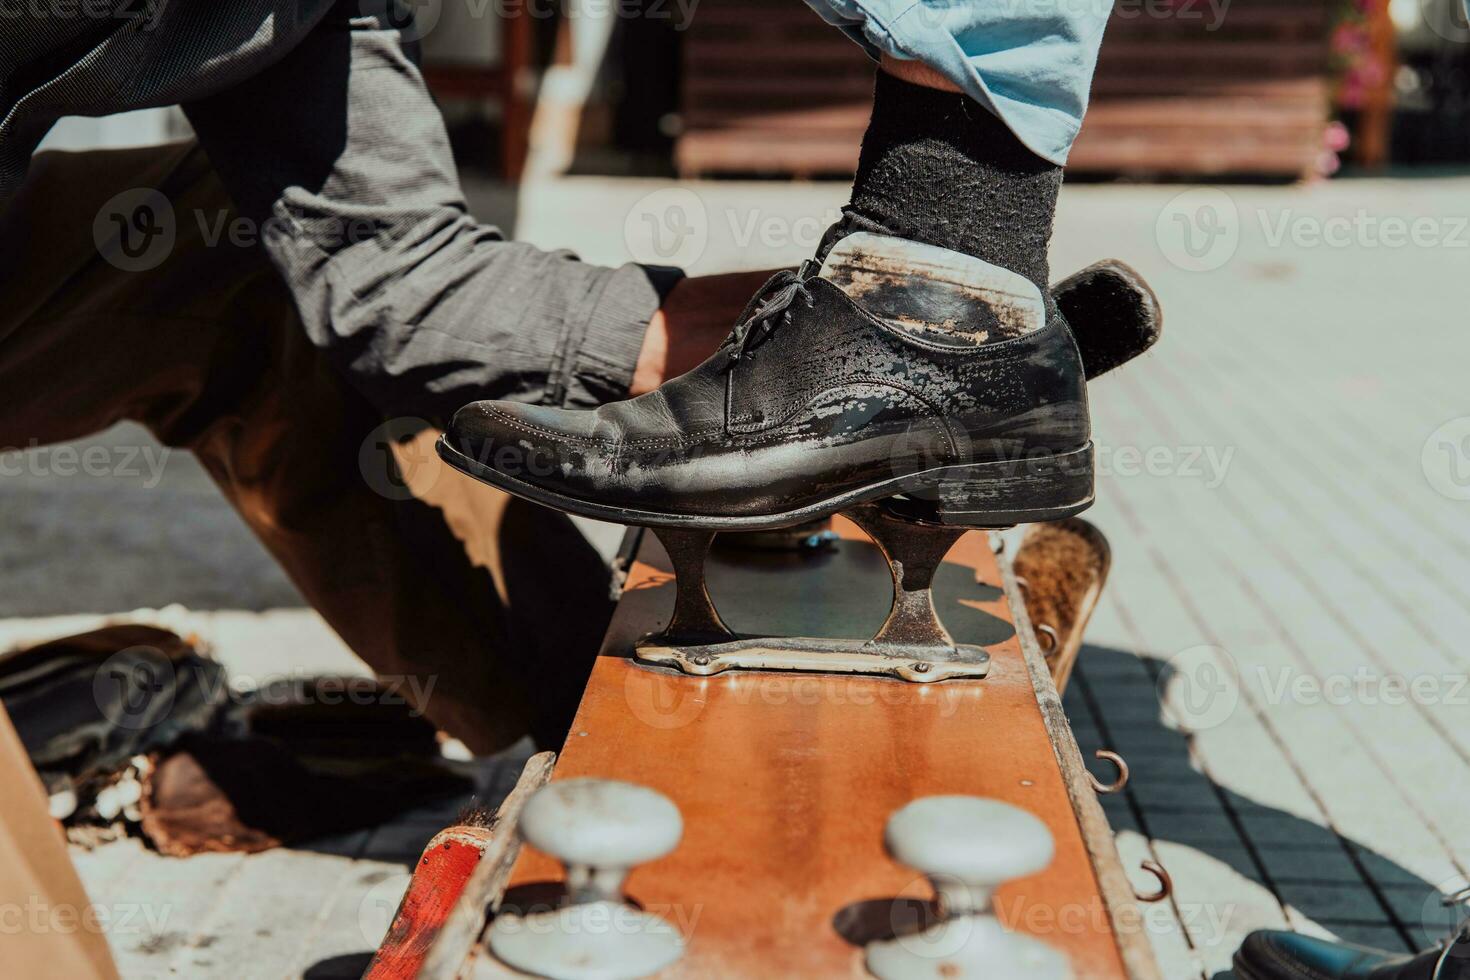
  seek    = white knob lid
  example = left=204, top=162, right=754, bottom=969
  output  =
left=520, top=779, right=683, bottom=869
left=490, top=902, right=685, bottom=980
left=885, top=796, right=1054, bottom=886
left=866, top=916, right=1072, bottom=980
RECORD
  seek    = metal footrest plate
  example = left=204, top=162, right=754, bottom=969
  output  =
left=635, top=635, right=991, bottom=683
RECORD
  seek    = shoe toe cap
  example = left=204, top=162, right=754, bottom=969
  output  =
left=447, top=400, right=599, bottom=450
left=443, top=399, right=614, bottom=488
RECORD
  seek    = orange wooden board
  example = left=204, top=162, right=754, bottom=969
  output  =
left=492, top=519, right=1130, bottom=978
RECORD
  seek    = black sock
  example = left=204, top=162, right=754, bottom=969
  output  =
left=827, top=69, right=1062, bottom=299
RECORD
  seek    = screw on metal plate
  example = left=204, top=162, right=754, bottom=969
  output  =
left=634, top=501, right=991, bottom=682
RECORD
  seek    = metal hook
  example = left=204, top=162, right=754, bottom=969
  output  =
left=1035, top=624, right=1059, bottom=657
left=1086, top=749, right=1130, bottom=795
left=1133, top=860, right=1173, bottom=903
left=1013, top=575, right=1029, bottom=592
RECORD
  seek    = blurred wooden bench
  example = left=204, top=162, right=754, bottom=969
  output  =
left=676, top=0, right=1332, bottom=179
left=421, top=8, right=534, bottom=180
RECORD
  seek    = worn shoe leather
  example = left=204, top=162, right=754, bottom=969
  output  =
left=440, top=234, right=1093, bottom=531
left=1234, top=928, right=1470, bottom=980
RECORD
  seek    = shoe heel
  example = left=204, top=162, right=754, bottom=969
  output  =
left=904, top=443, right=1095, bottom=528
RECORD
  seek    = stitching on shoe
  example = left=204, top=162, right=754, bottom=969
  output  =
left=485, top=379, right=951, bottom=455
left=483, top=406, right=726, bottom=450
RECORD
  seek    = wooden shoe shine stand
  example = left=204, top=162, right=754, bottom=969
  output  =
left=445, top=515, right=1160, bottom=979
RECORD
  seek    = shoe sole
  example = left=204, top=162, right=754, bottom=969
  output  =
left=437, top=437, right=1094, bottom=532
left=1231, top=958, right=1261, bottom=980
left=1231, top=956, right=1279, bottom=980
left=1231, top=953, right=1308, bottom=980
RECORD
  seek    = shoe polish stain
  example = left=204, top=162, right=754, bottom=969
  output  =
left=818, top=233, right=1044, bottom=346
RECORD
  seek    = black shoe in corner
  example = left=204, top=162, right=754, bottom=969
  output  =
left=1234, top=927, right=1470, bottom=980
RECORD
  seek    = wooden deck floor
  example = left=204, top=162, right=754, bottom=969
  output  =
left=1052, top=178, right=1470, bottom=977
left=63, top=746, right=535, bottom=980
left=9, top=174, right=1465, bottom=978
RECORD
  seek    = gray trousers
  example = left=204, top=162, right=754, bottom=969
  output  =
left=181, top=7, right=681, bottom=422
left=8, top=3, right=679, bottom=424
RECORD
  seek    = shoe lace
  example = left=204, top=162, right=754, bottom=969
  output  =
left=721, top=261, right=820, bottom=368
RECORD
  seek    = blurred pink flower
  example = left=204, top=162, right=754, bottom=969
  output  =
left=1332, top=23, right=1370, bottom=56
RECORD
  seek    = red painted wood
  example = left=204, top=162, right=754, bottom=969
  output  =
left=365, top=826, right=494, bottom=980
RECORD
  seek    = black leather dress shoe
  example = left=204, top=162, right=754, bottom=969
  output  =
left=1235, top=928, right=1470, bottom=980
left=441, top=233, right=1096, bottom=531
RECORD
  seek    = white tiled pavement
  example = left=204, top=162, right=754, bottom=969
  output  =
left=5, top=173, right=1468, bottom=978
